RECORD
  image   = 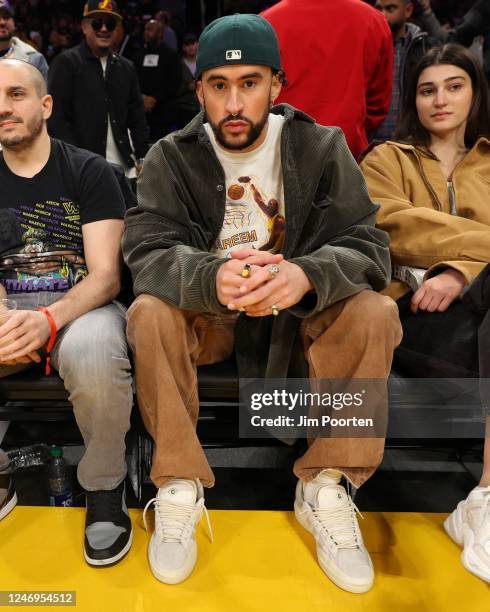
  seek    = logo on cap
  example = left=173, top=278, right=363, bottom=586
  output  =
left=226, top=50, right=242, bottom=60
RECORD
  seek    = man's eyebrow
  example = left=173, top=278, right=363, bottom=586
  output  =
left=417, top=75, right=467, bottom=88
left=206, top=71, right=265, bottom=82
left=237, top=72, right=264, bottom=80
left=6, top=85, right=28, bottom=92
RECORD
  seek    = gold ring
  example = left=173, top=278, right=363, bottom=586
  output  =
left=241, top=263, right=251, bottom=279
left=271, top=304, right=280, bottom=316
left=269, top=265, right=280, bottom=279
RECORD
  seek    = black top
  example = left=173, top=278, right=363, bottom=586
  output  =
left=48, top=40, right=149, bottom=167
left=0, top=139, right=125, bottom=294
left=133, top=42, right=182, bottom=109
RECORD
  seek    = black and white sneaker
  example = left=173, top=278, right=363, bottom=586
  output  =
left=84, top=481, right=132, bottom=567
left=0, top=473, right=17, bottom=521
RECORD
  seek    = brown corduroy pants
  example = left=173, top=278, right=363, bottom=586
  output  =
left=127, top=290, right=402, bottom=489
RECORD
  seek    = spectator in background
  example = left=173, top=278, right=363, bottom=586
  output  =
left=418, top=0, right=490, bottom=86
left=372, top=0, right=438, bottom=142
left=155, top=10, right=177, bottom=52
left=28, top=30, right=43, bottom=52
left=48, top=1, right=149, bottom=179
left=174, top=32, right=200, bottom=129
left=182, top=32, right=197, bottom=77
left=133, top=18, right=181, bottom=142
left=262, top=0, right=393, bottom=161
left=0, top=0, right=48, bottom=80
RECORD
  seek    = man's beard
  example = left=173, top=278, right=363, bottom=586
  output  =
left=0, top=32, right=12, bottom=42
left=389, top=20, right=404, bottom=36
left=0, top=111, right=44, bottom=151
left=207, top=103, right=270, bottom=151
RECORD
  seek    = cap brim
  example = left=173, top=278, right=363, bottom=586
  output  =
left=83, top=10, right=122, bottom=19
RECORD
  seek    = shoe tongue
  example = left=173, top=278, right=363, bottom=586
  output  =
left=303, top=469, right=343, bottom=508
left=158, top=479, right=197, bottom=505
left=316, top=484, right=349, bottom=510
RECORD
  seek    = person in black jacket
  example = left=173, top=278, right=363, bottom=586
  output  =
left=133, top=19, right=182, bottom=142
left=48, top=0, right=149, bottom=177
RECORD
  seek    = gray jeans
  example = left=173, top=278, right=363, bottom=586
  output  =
left=0, top=292, right=133, bottom=491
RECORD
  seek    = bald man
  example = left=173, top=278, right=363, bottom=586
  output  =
left=0, top=59, right=133, bottom=567
left=133, top=18, right=182, bottom=141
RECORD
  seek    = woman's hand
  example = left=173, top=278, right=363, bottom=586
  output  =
left=411, top=269, right=466, bottom=314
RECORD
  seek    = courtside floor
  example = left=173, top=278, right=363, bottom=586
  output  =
left=0, top=507, right=488, bottom=612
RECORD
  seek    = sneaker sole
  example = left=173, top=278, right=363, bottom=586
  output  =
left=148, top=540, right=197, bottom=585
left=294, top=501, right=374, bottom=594
left=460, top=524, right=490, bottom=584
left=0, top=491, right=17, bottom=521
left=443, top=509, right=464, bottom=547
left=84, top=529, right=133, bottom=567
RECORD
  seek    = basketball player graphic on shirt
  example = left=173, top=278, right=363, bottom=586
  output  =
left=224, top=175, right=285, bottom=254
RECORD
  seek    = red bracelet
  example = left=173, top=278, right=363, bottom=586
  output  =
left=36, top=307, right=57, bottom=375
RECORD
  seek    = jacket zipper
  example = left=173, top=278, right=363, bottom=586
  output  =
left=413, top=150, right=443, bottom=211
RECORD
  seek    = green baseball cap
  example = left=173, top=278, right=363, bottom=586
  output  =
left=196, top=14, right=282, bottom=78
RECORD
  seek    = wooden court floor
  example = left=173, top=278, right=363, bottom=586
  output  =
left=0, top=507, right=488, bottom=611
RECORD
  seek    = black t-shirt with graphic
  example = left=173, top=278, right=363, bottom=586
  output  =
left=0, top=138, right=125, bottom=294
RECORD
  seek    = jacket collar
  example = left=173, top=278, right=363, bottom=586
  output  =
left=385, top=136, right=490, bottom=157
left=174, top=103, right=315, bottom=144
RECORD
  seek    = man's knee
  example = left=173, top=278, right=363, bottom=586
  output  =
left=347, top=290, right=400, bottom=332
left=57, top=307, right=129, bottom=382
left=126, top=294, right=190, bottom=352
left=127, top=294, right=182, bottom=330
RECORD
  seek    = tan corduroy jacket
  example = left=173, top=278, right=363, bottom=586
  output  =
left=361, top=137, right=490, bottom=300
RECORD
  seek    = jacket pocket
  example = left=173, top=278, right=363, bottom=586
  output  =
left=312, top=189, right=333, bottom=210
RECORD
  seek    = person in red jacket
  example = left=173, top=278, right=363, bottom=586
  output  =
left=262, top=0, right=394, bottom=160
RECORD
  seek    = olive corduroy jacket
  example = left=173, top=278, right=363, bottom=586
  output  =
left=123, top=104, right=391, bottom=380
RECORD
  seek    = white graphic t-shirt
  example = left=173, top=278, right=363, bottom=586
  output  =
left=205, top=113, right=286, bottom=258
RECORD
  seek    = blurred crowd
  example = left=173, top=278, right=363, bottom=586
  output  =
left=0, top=0, right=488, bottom=159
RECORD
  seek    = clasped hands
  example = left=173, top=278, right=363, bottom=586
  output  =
left=0, top=309, right=50, bottom=365
left=216, top=248, right=313, bottom=317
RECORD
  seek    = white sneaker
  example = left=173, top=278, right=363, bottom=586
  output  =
left=444, top=486, right=490, bottom=583
left=294, top=469, right=374, bottom=593
left=142, top=478, right=213, bottom=584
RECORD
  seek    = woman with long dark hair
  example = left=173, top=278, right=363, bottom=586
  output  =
left=362, top=43, right=490, bottom=584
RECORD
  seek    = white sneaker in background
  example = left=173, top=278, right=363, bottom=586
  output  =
left=444, top=485, right=490, bottom=583
left=143, top=478, right=212, bottom=584
left=294, top=469, right=374, bottom=593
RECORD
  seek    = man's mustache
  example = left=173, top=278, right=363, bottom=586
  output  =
left=219, top=114, right=252, bottom=127
left=0, top=115, right=22, bottom=124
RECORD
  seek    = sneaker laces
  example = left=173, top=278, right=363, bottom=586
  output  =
left=142, top=497, right=213, bottom=544
left=300, top=496, right=364, bottom=549
left=86, top=484, right=123, bottom=523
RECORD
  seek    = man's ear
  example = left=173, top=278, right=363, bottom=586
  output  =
left=196, top=79, right=204, bottom=107
left=41, top=94, right=53, bottom=120
left=270, top=72, right=282, bottom=105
